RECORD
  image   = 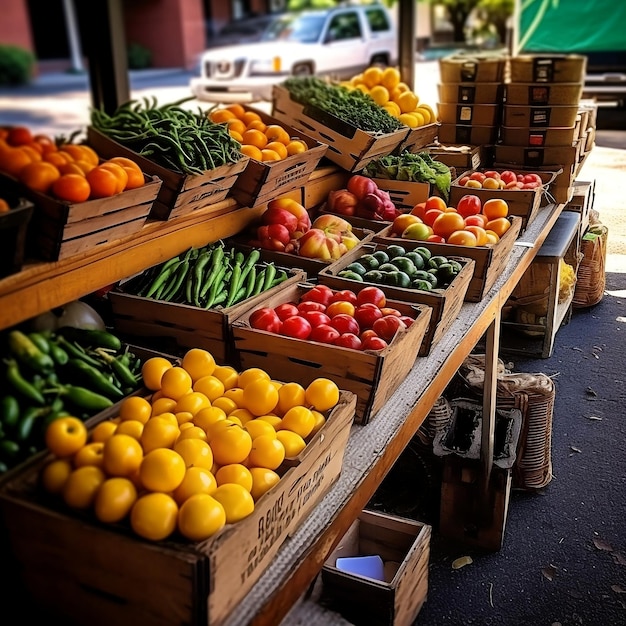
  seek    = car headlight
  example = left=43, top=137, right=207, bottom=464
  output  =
left=250, top=57, right=283, bottom=74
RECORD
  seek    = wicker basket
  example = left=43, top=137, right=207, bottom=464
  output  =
left=417, top=396, right=453, bottom=445
left=573, top=220, right=607, bottom=308
left=455, top=354, right=555, bottom=490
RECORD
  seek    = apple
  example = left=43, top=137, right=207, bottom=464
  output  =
left=499, top=170, right=517, bottom=185
left=356, top=286, right=386, bottom=308
left=280, top=315, right=312, bottom=339
left=329, top=313, right=360, bottom=336
left=301, top=310, right=332, bottom=328
left=392, top=214, right=423, bottom=236
left=309, top=324, right=341, bottom=344
left=300, top=284, right=334, bottom=307
left=267, top=197, right=311, bottom=235
left=455, top=194, right=482, bottom=218
left=249, top=307, right=282, bottom=333
left=329, top=289, right=358, bottom=305
left=354, top=303, right=383, bottom=329
left=274, top=302, right=299, bottom=321
left=361, top=335, right=388, bottom=351
left=297, top=229, right=345, bottom=260
left=297, top=300, right=327, bottom=314
left=373, top=315, right=406, bottom=342
left=260, top=206, right=298, bottom=234
left=333, top=333, right=362, bottom=350
left=470, top=171, right=486, bottom=183
left=402, top=222, right=434, bottom=241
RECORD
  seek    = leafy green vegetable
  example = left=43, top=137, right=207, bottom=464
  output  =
left=361, top=151, right=452, bottom=200
left=281, top=76, right=404, bottom=135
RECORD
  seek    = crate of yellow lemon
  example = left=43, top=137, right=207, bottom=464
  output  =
left=0, top=348, right=356, bottom=626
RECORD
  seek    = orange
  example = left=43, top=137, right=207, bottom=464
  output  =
left=286, top=139, right=308, bottom=155
left=86, top=165, right=119, bottom=198
left=249, top=467, right=281, bottom=501
left=212, top=365, right=240, bottom=390
left=247, top=434, right=285, bottom=470
left=264, top=124, right=290, bottom=145
left=141, top=356, right=173, bottom=391
left=175, top=391, right=211, bottom=416
left=62, top=465, right=106, bottom=509
left=0, top=198, right=9, bottom=213
left=212, top=483, right=255, bottom=524
left=225, top=103, right=246, bottom=118
left=241, top=128, right=268, bottom=150
left=90, top=420, right=118, bottom=443
left=43, top=151, right=71, bottom=168
left=279, top=406, right=315, bottom=439
left=260, top=149, right=281, bottom=162
left=99, top=161, right=128, bottom=193
left=240, top=144, right=263, bottom=160
left=174, top=437, right=214, bottom=470
left=160, top=366, right=193, bottom=400
left=175, top=425, right=208, bottom=442
left=215, top=463, right=253, bottom=491
left=276, top=429, right=306, bottom=457
left=140, top=415, right=181, bottom=452
left=0, top=146, right=32, bottom=177
left=172, top=466, right=217, bottom=504
left=209, top=108, right=236, bottom=124
left=446, top=230, right=478, bottom=246
left=193, top=375, right=225, bottom=402
left=424, top=196, right=447, bottom=212
left=264, top=141, right=288, bottom=159
left=305, top=378, right=340, bottom=412
left=118, top=395, right=153, bottom=424
left=73, top=441, right=105, bottom=468
left=18, top=160, right=60, bottom=193
left=194, top=407, right=227, bottom=434
left=6, top=125, right=33, bottom=146
left=244, top=419, right=277, bottom=440
left=102, top=433, right=144, bottom=477
left=241, top=378, right=279, bottom=416
left=241, top=110, right=262, bottom=126
left=182, top=348, right=216, bottom=382
left=464, top=225, right=489, bottom=246
left=246, top=119, right=267, bottom=132
left=40, top=458, right=73, bottom=494
left=94, top=476, right=137, bottom=523
left=58, top=161, right=87, bottom=176
left=114, top=419, right=144, bottom=441
left=275, top=382, right=306, bottom=416
left=226, top=118, right=246, bottom=136
left=210, top=423, right=253, bottom=466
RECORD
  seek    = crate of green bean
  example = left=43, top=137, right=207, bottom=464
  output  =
left=87, top=98, right=249, bottom=221
left=271, top=83, right=409, bottom=173
left=108, top=241, right=307, bottom=365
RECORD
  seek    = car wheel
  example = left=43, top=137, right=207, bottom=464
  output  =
left=292, top=62, right=314, bottom=76
left=369, top=54, right=390, bottom=67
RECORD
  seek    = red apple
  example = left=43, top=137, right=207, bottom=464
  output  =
left=329, top=313, right=360, bottom=336
left=333, top=333, right=362, bottom=350
left=300, top=284, right=334, bottom=307
left=309, top=324, right=341, bottom=344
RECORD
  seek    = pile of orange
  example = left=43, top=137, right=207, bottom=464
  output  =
left=38, top=347, right=341, bottom=543
left=0, top=125, right=145, bottom=203
left=208, top=104, right=308, bottom=162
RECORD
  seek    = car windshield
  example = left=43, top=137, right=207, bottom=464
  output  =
left=261, top=14, right=326, bottom=44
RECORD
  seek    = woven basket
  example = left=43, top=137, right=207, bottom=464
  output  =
left=573, top=223, right=607, bottom=308
left=417, top=396, right=453, bottom=445
left=455, top=354, right=555, bottom=490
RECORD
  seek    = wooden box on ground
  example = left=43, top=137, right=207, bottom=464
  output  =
left=231, top=282, right=432, bottom=424
left=449, top=168, right=559, bottom=230
left=0, top=389, right=356, bottom=626
left=87, top=127, right=248, bottom=221
left=229, top=105, right=327, bottom=208
left=320, top=510, right=431, bottom=626
left=271, top=85, right=409, bottom=172
left=317, top=242, right=474, bottom=356
left=0, top=171, right=162, bottom=262
left=0, top=190, right=34, bottom=277
left=509, top=54, right=587, bottom=83
left=109, top=266, right=306, bottom=365
left=423, top=143, right=483, bottom=171
left=374, top=217, right=522, bottom=302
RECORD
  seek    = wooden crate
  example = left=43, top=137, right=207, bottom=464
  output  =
left=0, top=171, right=162, bottom=262
left=231, top=282, right=432, bottom=424
left=437, top=82, right=504, bottom=105
left=226, top=226, right=375, bottom=280
left=271, top=85, right=409, bottom=172
left=0, top=190, right=34, bottom=277
left=316, top=242, right=474, bottom=356
left=320, top=510, right=431, bottom=626
left=395, top=122, right=439, bottom=155
left=0, top=390, right=356, bottom=626
left=502, top=104, right=580, bottom=128
left=437, top=123, right=499, bottom=146
left=509, top=54, right=587, bottom=83
left=449, top=168, right=560, bottom=230
left=437, top=103, right=502, bottom=126
left=422, top=143, right=483, bottom=171
left=373, top=216, right=523, bottom=302
left=109, top=266, right=306, bottom=365
left=229, top=105, right=327, bottom=208
left=87, top=127, right=248, bottom=221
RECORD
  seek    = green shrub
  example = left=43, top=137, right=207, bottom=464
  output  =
left=127, top=43, right=152, bottom=70
left=0, top=44, right=35, bottom=86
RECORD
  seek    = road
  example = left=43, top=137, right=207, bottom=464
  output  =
left=1, top=63, right=624, bottom=272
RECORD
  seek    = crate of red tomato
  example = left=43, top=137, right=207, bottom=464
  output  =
left=231, top=282, right=432, bottom=425
left=449, top=168, right=560, bottom=230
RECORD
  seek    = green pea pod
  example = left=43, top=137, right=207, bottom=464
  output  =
left=4, top=359, right=45, bottom=405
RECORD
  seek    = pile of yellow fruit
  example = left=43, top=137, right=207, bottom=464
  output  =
left=342, top=66, right=436, bottom=129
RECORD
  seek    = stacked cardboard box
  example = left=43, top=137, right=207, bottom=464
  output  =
left=493, top=54, right=589, bottom=204
left=437, top=53, right=507, bottom=146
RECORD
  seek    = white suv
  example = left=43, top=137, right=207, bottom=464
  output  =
left=190, top=5, right=398, bottom=103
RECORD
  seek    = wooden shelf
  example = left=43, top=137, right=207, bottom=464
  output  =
left=0, top=199, right=265, bottom=331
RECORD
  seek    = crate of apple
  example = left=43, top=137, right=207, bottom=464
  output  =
left=246, top=197, right=363, bottom=261
left=456, top=169, right=545, bottom=191
left=247, top=283, right=417, bottom=352
left=385, top=194, right=512, bottom=247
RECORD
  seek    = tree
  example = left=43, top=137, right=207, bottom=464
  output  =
left=475, top=0, right=514, bottom=46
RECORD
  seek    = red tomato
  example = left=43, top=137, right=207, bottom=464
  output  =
left=522, top=173, right=542, bottom=185
left=500, top=170, right=517, bottom=185
left=354, top=303, right=383, bottom=329
left=359, top=329, right=379, bottom=342
left=356, top=286, right=386, bottom=308
left=329, top=313, right=360, bottom=336
left=329, top=289, right=358, bottom=305
left=249, top=308, right=282, bottom=333
left=424, top=196, right=447, bottom=211
left=280, top=315, right=312, bottom=339
left=399, top=315, right=414, bottom=328
left=504, top=181, right=524, bottom=189
left=274, top=302, right=299, bottom=321
left=372, top=315, right=406, bottom=341
left=361, top=335, right=388, bottom=351
left=455, top=194, right=482, bottom=218
left=458, top=175, right=470, bottom=186
left=483, top=170, right=501, bottom=180
left=347, top=174, right=377, bottom=199
left=299, top=285, right=334, bottom=307
left=522, top=181, right=540, bottom=189
left=427, top=234, right=446, bottom=243
left=333, top=333, right=362, bottom=350
left=464, top=214, right=487, bottom=228
left=410, top=202, right=427, bottom=219
left=309, top=324, right=341, bottom=344
left=379, top=307, right=401, bottom=317
left=469, top=171, right=486, bottom=183
left=297, top=301, right=326, bottom=314
left=423, top=208, right=443, bottom=227
left=446, top=229, right=478, bottom=246
left=301, top=310, right=331, bottom=328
